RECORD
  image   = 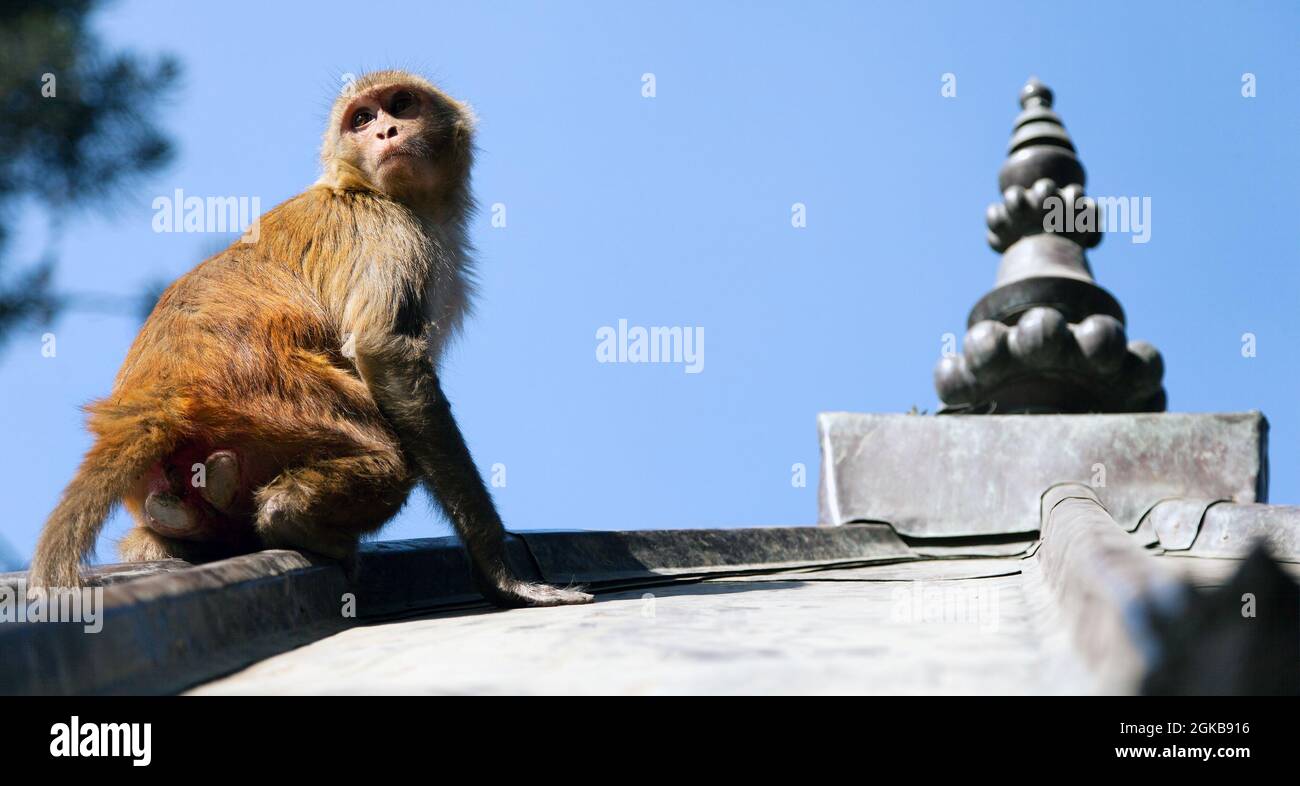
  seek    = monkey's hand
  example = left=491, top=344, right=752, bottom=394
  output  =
left=478, top=576, right=594, bottom=608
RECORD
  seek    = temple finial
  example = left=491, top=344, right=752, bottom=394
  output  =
left=1019, top=76, right=1052, bottom=108
left=933, top=79, right=1166, bottom=414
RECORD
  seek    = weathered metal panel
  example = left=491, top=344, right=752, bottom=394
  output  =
left=1144, top=498, right=1223, bottom=550
left=1176, top=502, right=1300, bottom=560
left=818, top=411, right=1267, bottom=537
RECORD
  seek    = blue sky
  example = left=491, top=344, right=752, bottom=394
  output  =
left=2, top=0, right=1297, bottom=565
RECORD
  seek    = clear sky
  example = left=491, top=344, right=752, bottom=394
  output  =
left=2, top=0, right=1297, bottom=565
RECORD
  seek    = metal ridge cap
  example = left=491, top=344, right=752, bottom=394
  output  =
left=1034, top=481, right=1185, bottom=693
left=518, top=524, right=913, bottom=584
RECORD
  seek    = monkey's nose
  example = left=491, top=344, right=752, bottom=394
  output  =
left=379, top=125, right=398, bottom=139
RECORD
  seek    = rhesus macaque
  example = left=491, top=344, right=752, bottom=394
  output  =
left=29, top=71, right=592, bottom=607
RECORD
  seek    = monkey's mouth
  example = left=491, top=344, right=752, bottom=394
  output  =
left=378, top=149, right=421, bottom=168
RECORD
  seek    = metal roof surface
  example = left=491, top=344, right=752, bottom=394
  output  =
left=190, top=552, right=1296, bottom=695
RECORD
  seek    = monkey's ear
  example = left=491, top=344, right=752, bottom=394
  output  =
left=450, top=102, right=477, bottom=163
left=454, top=101, right=478, bottom=135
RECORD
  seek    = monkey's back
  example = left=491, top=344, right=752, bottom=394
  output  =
left=111, top=244, right=346, bottom=408
left=96, top=235, right=399, bottom=530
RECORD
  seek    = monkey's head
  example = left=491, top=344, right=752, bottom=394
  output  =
left=321, top=70, right=476, bottom=217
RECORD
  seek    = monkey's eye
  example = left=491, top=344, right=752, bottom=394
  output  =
left=350, top=109, right=375, bottom=130
left=390, top=91, right=416, bottom=115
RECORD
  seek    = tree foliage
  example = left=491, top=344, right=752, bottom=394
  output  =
left=0, top=0, right=179, bottom=341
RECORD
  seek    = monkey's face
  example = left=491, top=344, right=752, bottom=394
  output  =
left=332, top=82, right=470, bottom=209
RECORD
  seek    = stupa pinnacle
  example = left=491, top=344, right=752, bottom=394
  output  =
left=934, top=78, right=1166, bottom=413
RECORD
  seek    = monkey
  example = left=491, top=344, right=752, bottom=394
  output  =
left=28, top=70, right=593, bottom=608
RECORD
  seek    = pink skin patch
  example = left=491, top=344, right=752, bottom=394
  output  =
left=142, top=443, right=242, bottom=538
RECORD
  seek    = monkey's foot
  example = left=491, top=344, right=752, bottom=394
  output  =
left=486, top=580, right=594, bottom=608
left=200, top=450, right=240, bottom=512
left=145, top=492, right=201, bottom=538
left=254, top=482, right=358, bottom=562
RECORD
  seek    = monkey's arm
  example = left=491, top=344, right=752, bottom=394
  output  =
left=356, top=340, right=592, bottom=608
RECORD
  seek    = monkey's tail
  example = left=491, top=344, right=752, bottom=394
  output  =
left=28, top=403, right=181, bottom=589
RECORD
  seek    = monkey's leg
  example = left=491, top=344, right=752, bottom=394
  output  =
left=360, top=349, right=592, bottom=608
left=253, top=450, right=413, bottom=561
